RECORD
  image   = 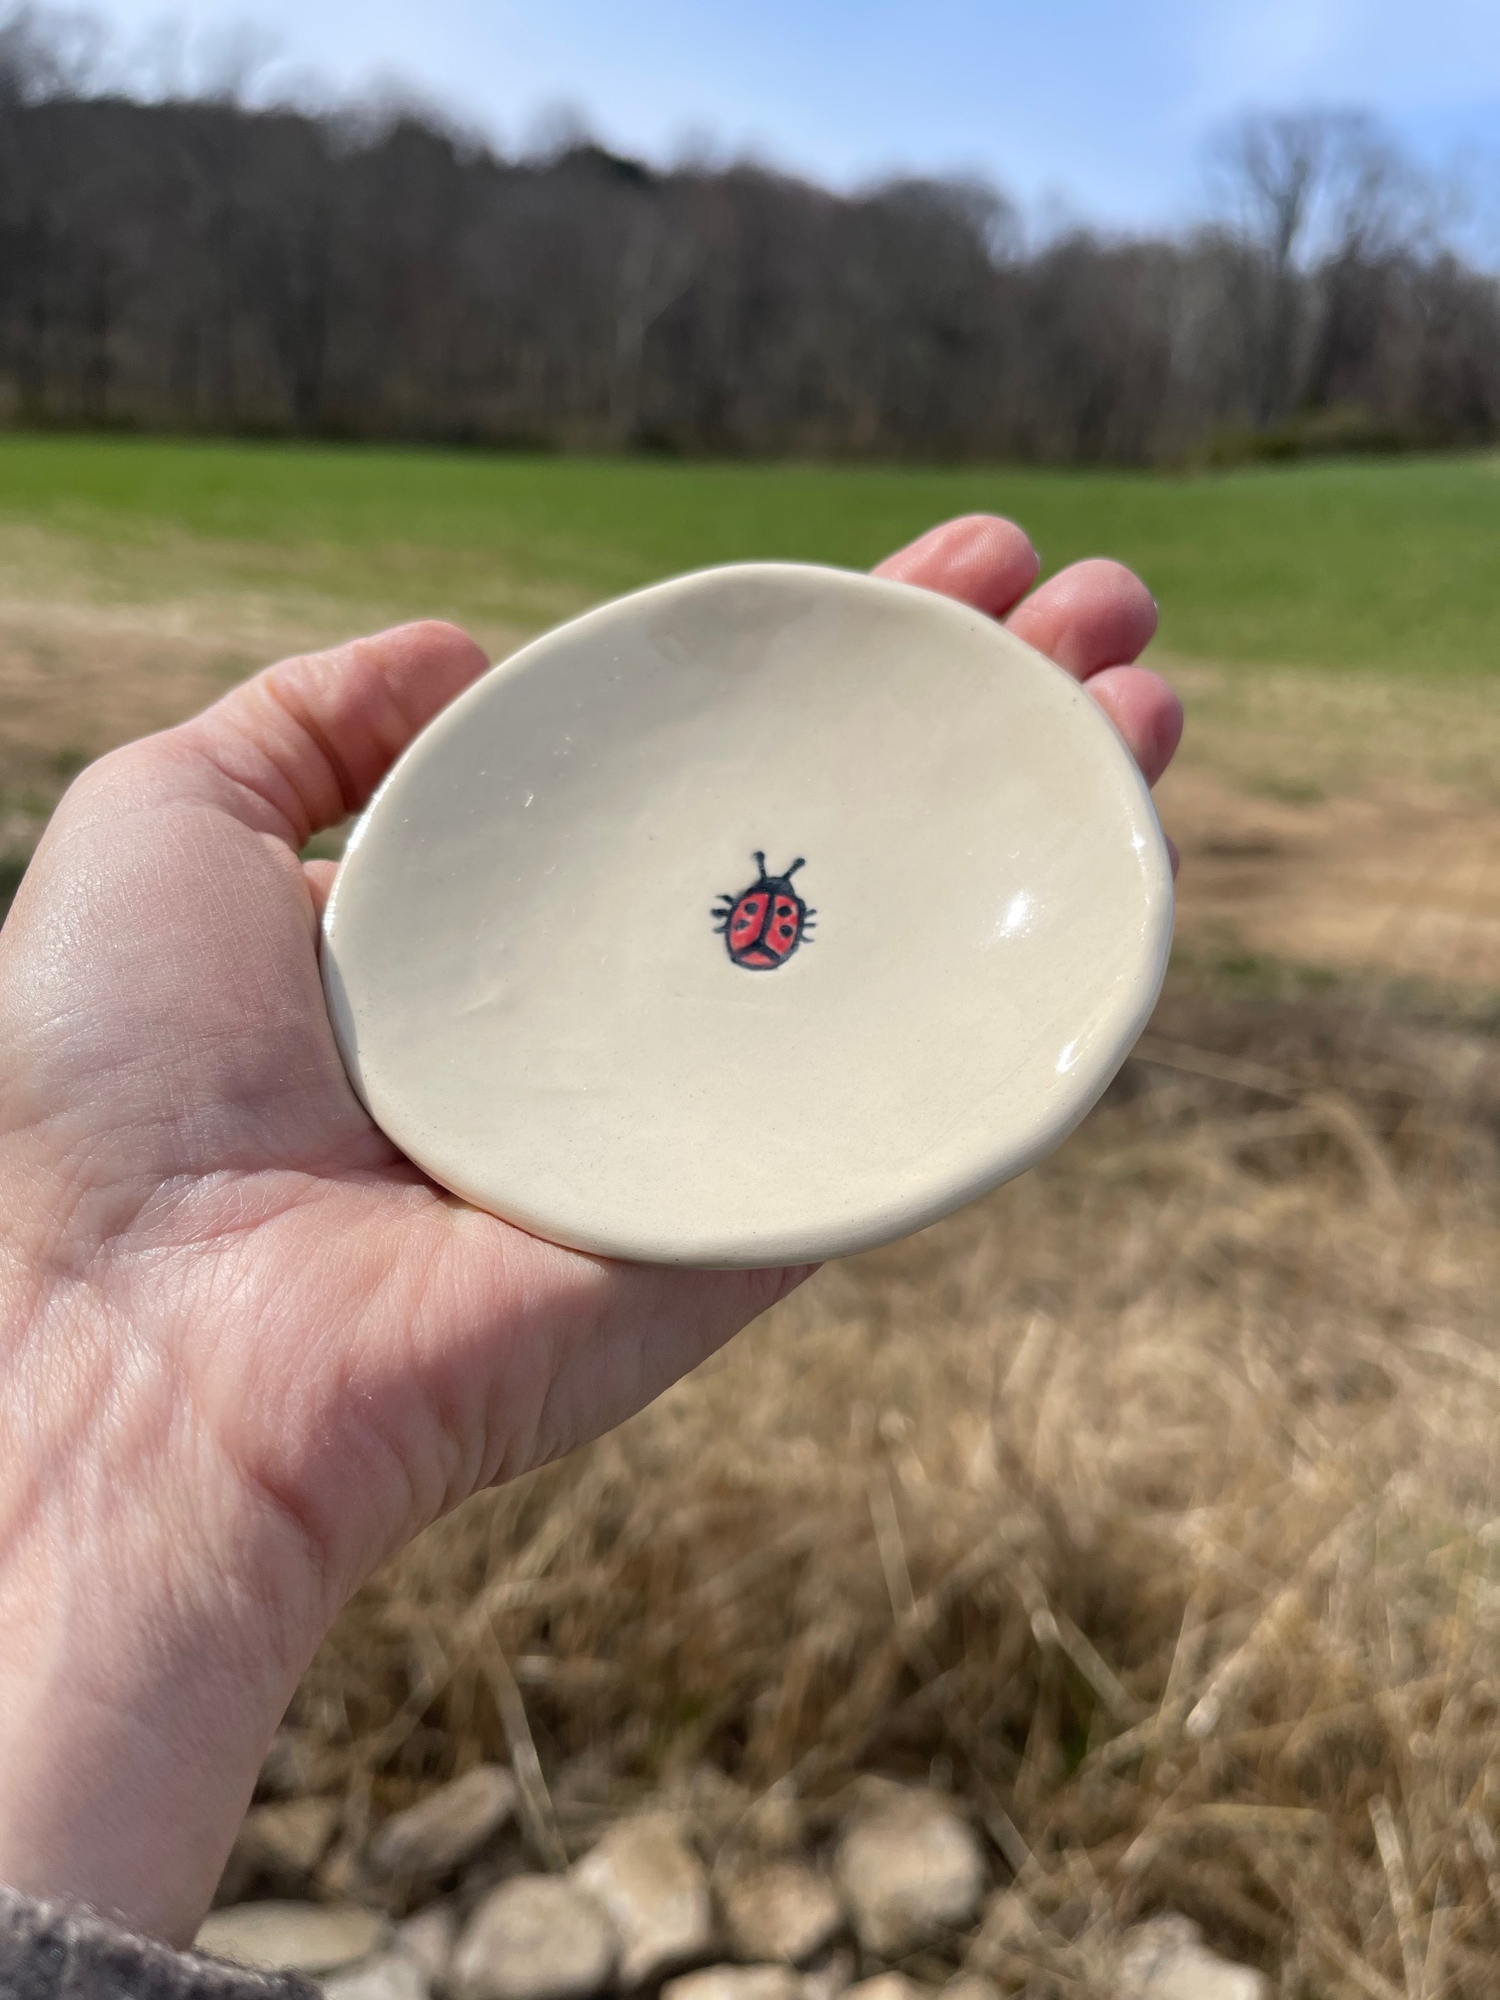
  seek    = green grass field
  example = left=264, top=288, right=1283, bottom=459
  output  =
left=1, top=433, right=1497, bottom=674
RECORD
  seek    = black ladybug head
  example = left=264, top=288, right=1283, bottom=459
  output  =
left=753, top=851, right=805, bottom=892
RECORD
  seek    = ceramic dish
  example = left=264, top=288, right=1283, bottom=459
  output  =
left=321, top=563, right=1173, bottom=1266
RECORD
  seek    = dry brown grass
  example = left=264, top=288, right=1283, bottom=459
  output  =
left=270, top=992, right=1500, bottom=1997
left=1157, top=656, right=1500, bottom=994
left=0, top=521, right=533, bottom=898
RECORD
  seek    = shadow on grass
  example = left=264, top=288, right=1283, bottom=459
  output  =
left=0, top=854, right=30, bottom=928
left=1170, top=940, right=1500, bottom=1034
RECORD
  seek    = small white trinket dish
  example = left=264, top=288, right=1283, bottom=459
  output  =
left=321, top=563, right=1172, bottom=1266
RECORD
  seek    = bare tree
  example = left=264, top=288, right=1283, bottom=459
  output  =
left=1206, top=108, right=1430, bottom=428
left=0, top=1, right=1493, bottom=463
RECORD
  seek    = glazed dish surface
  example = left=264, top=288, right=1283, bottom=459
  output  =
left=321, top=563, right=1173, bottom=1265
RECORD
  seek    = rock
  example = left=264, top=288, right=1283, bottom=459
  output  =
left=799, top=1951, right=854, bottom=2000
left=832, top=1790, right=986, bottom=1958
left=737, top=1790, right=804, bottom=1858
left=451, top=1876, right=616, bottom=2000
left=370, top=1766, right=519, bottom=1884
left=216, top=1798, right=342, bottom=1905
left=1118, top=1916, right=1268, bottom=2000
left=940, top=1980, right=998, bottom=2000
left=843, top=1978, right=925, bottom=2000
left=196, top=1902, right=388, bottom=1976
left=670, top=1765, right=757, bottom=1846
left=395, top=1905, right=458, bottom=1984
left=719, top=1861, right=842, bottom=1965
left=573, top=1814, right=714, bottom=1985
left=248, top=1798, right=340, bottom=1874
left=324, top=1953, right=430, bottom=2000
left=663, top=1969, right=800, bottom=2000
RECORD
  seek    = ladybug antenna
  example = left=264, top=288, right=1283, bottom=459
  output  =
left=752, top=849, right=766, bottom=876
left=784, top=857, right=806, bottom=879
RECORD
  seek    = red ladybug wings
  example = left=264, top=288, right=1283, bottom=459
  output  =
left=712, top=852, right=815, bottom=970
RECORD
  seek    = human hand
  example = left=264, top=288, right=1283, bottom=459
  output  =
left=0, top=516, right=1178, bottom=1942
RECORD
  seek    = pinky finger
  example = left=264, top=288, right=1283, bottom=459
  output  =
left=1085, top=664, right=1182, bottom=789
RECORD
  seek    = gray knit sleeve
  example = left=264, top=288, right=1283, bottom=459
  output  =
left=0, top=1886, right=322, bottom=2000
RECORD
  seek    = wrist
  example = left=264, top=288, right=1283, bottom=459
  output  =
left=0, top=1274, right=320, bottom=1945
left=0, top=1544, right=280, bottom=1944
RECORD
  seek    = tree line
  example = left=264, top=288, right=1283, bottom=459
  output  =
left=1, top=5, right=1497, bottom=464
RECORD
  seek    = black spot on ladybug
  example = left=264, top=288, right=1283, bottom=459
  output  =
left=712, top=851, right=816, bottom=970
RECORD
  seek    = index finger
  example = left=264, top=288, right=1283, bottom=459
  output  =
left=873, top=513, right=1040, bottom=615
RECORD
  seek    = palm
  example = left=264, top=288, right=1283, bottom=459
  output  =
left=18, top=766, right=770, bottom=1595
left=4, top=624, right=808, bottom=1619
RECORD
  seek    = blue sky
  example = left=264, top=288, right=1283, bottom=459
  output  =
left=89, top=0, right=1500, bottom=238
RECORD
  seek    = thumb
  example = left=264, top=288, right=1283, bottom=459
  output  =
left=164, top=620, right=490, bottom=846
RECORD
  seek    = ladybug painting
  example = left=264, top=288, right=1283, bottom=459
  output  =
left=712, top=852, right=816, bottom=970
